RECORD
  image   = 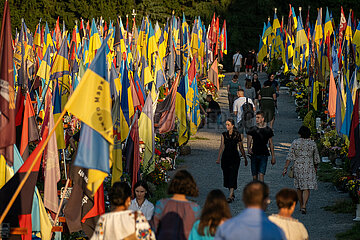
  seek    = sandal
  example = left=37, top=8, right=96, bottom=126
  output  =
left=301, top=208, right=307, bottom=214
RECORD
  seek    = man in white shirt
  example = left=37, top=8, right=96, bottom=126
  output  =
left=233, top=88, right=256, bottom=147
left=233, top=50, right=242, bottom=74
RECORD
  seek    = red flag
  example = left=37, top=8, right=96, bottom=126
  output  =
left=0, top=127, right=49, bottom=240
left=348, top=89, right=359, bottom=158
left=327, top=70, right=337, bottom=118
left=0, top=0, right=16, bottom=166
left=339, top=7, right=347, bottom=47
left=81, top=184, right=105, bottom=222
left=188, top=58, right=196, bottom=85
left=20, top=93, right=40, bottom=160
left=55, top=17, right=61, bottom=50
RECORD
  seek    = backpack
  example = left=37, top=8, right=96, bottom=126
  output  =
left=242, top=98, right=254, bottom=121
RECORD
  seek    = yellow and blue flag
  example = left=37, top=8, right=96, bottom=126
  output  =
left=64, top=34, right=113, bottom=194
left=53, top=82, right=65, bottom=149
left=36, top=46, right=52, bottom=84
left=175, top=77, right=188, bottom=146
left=89, top=18, right=102, bottom=63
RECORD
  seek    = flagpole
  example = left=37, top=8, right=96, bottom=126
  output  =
left=50, top=178, right=70, bottom=239
left=0, top=108, right=67, bottom=225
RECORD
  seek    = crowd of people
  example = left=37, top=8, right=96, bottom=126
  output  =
left=91, top=170, right=309, bottom=240
left=90, top=53, right=319, bottom=240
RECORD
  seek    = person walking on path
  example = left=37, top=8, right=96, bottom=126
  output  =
left=282, top=126, right=320, bottom=215
left=233, top=89, right=256, bottom=145
left=232, top=50, right=242, bottom=75
left=244, top=50, right=256, bottom=78
left=188, top=189, right=231, bottom=240
left=259, top=80, right=277, bottom=128
left=214, top=181, right=286, bottom=240
left=247, top=111, right=275, bottom=182
left=265, top=73, right=280, bottom=97
left=243, top=78, right=256, bottom=102
left=251, top=73, right=261, bottom=108
left=216, top=119, right=248, bottom=203
left=269, top=188, right=309, bottom=240
left=153, top=170, right=201, bottom=240
left=227, top=75, right=241, bottom=113
left=206, top=95, right=221, bottom=126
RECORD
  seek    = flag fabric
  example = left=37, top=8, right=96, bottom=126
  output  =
left=0, top=127, right=48, bottom=240
left=175, top=76, right=188, bottom=146
left=64, top=166, right=105, bottom=238
left=20, top=93, right=40, bottom=160
left=50, top=36, right=71, bottom=93
left=119, top=63, right=131, bottom=142
left=208, top=59, right=219, bottom=90
left=0, top=0, right=15, bottom=166
left=111, top=95, right=123, bottom=185
left=37, top=46, right=52, bottom=83
left=65, top=34, right=113, bottom=194
left=139, top=92, right=154, bottom=173
left=53, top=82, right=65, bottom=150
left=328, top=69, right=337, bottom=118
left=155, top=75, right=179, bottom=133
left=340, top=83, right=354, bottom=136
left=124, top=113, right=140, bottom=191
left=89, top=18, right=102, bottom=63
left=348, top=89, right=360, bottom=172
left=43, top=91, right=60, bottom=213
left=324, top=7, right=334, bottom=37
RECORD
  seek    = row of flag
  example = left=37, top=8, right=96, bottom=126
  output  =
left=0, top=0, right=227, bottom=238
left=258, top=5, right=359, bottom=170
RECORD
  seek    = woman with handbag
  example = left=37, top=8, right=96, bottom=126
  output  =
left=282, top=126, right=320, bottom=214
left=91, top=182, right=155, bottom=240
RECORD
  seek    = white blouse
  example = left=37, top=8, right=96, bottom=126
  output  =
left=129, top=198, right=155, bottom=221
left=90, top=210, right=155, bottom=240
left=269, top=214, right=309, bottom=240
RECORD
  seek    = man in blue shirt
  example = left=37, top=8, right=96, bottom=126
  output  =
left=214, top=181, right=286, bottom=240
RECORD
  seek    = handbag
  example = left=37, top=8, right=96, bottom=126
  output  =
left=288, top=165, right=294, bottom=178
left=124, top=211, right=138, bottom=240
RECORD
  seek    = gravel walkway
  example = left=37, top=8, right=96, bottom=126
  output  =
left=179, top=72, right=354, bottom=240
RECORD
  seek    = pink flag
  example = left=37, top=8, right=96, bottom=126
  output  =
left=328, top=70, right=337, bottom=118
left=44, top=91, right=61, bottom=213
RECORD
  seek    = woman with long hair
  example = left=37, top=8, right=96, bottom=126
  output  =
left=227, top=75, right=241, bottom=113
left=91, top=182, right=155, bottom=240
left=189, top=189, right=231, bottom=240
left=282, top=126, right=320, bottom=214
left=243, top=78, right=256, bottom=102
left=216, top=118, right=248, bottom=203
left=129, top=180, right=154, bottom=220
left=153, top=170, right=200, bottom=240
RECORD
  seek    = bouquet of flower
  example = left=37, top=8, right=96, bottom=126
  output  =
left=146, top=163, right=169, bottom=185
left=347, top=179, right=360, bottom=204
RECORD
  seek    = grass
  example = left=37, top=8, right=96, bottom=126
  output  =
left=322, top=199, right=356, bottom=214
left=176, top=158, right=185, bottom=165
left=336, top=223, right=360, bottom=240
left=189, top=136, right=210, bottom=140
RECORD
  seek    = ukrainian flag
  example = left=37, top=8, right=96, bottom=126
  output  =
left=65, top=34, right=113, bottom=194
left=53, top=82, right=65, bottom=149
left=89, top=18, right=102, bottom=63
left=175, top=77, right=188, bottom=146
left=36, top=47, right=52, bottom=84
left=119, top=62, right=131, bottom=142
left=139, top=95, right=154, bottom=173
left=324, top=7, right=334, bottom=37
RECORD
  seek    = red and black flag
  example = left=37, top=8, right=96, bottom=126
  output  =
left=349, top=89, right=360, bottom=173
left=0, top=127, right=48, bottom=240
left=63, top=166, right=105, bottom=238
left=0, top=0, right=16, bottom=166
left=19, top=93, right=40, bottom=161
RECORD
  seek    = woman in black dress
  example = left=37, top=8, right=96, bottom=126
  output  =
left=216, top=119, right=248, bottom=203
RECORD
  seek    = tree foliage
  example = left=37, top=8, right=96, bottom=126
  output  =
left=0, top=0, right=359, bottom=71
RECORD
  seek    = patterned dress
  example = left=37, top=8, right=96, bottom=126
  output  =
left=286, top=138, right=321, bottom=190
left=91, top=210, right=155, bottom=240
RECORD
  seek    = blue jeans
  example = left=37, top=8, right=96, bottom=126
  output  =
left=251, top=155, right=268, bottom=176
